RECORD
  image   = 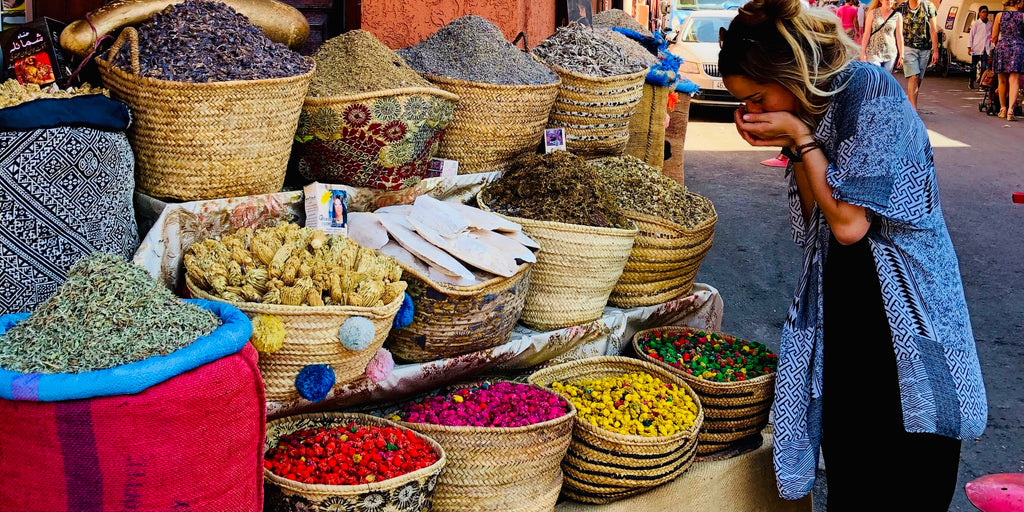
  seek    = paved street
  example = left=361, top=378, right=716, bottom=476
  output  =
left=678, top=74, right=1023, bottom=511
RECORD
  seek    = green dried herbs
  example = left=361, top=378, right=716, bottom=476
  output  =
left=532, top=23, right=648, bottom=77
left=591, top=156, right=716, bottom=229
left=482, top=152, right=632, bottom=229
left=309, top=30, right=432, bottom=96
left=0, top=253, right=221, bottom=374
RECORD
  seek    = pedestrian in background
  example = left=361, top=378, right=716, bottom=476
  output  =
left=860, top=0, right=905, bottom=71
left=837, top=0, right=861, bottom=38
left=900, top=0, right=939, bottom=110
left=991, top=0, right=1024, bottom=120
left=969, top=5, right=994, bottom=88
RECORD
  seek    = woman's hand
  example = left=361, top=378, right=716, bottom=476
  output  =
left=733, top=107, right=813, bottom=149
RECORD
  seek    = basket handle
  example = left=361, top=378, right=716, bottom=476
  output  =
left=106, top=26, right=142, bottom=76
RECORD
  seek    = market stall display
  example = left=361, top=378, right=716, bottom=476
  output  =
left=400, top=15, right=560, bottom=174
left=264, top=412, right=446, bottom=512
left=390, top=381, right=575, bottom=512
left=592, top=8, right=654, bottom=38
left=633, top=326, right=777, bottom=455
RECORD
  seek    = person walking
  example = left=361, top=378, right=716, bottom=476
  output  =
left=969, top=5, right=994, bottom=88
left=900, top=0, right=939, bottom=110
left=837, top=0, right=861, bottom=39
left=718, top=0, right=988, bottom=509
left=990, top=0, right=1024, bottom=120
left=860, top=0, right=905, bottom=71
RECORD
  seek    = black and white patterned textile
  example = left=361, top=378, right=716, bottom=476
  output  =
left=0, top=125, right=138, bottom=314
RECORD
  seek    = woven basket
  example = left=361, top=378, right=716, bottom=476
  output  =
left=424, top=74, right=560, bottom=174
left=609, top=206, right=717, bottom=308
left=96, top=27, right=314, bottom=201
left=528, top=356, right=703, bottom=504
left=477, top=190, right=637, bottom=332
left=632, top=326, right=775, bottom=456
left=386, top=262, right=532, bottom=363
left=296, top=87, right=459, bottom=190
left=543, top=62, right=648, bottom=159
left=624, top=83, right=671, bottom=169
left=187, top=278, right=406, bottom=403
left=264, top=412, right=446, bottom=512
left=393, top=382, right=576, bottom=512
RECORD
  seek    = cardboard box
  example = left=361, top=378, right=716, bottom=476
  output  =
left=0, top=17, right=75, bottom=86
left=303, top=182, right=349, bottom=235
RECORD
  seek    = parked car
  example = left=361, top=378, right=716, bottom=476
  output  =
left=666, top=0, right=742, bottom=39
left=667, top=10, right=740, bottom=106
left=936, top=0, right=998, bottom=79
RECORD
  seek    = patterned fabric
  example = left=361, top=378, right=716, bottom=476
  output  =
left=865, top=10, right=903, bottom=64
left=0, top=125, right=138, bottom=314
left=992, top=11, right=1024, bottom=73
left=773, top=62, right=987, bottom=500
left=902, top=0, right=937, bottom=50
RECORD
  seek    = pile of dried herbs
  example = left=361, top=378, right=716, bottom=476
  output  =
left=309, top=30, right=432, bottom=96
left=593, top=8, right=654, bottom=37
left=398, top=15, right=558, bottom=85
left=595, top=28, right=659, bottom=66
left=532, top=23, right=648, bottom=77
left=0, top=253, right=221, bottom=374
left=591, top=156, right=716, bottom=229
left=482, top=152, right=631, bottom=229
left=0, top=80, right=108, bottom=109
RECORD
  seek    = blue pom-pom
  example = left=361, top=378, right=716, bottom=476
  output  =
left=393, top=293, right=415, bottom=330
left=338, top=316, right=376, bottom=351
left=295, top=364, right=335, bottom=402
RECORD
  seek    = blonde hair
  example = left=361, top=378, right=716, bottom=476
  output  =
left=719, top=0, right=860, bottom=126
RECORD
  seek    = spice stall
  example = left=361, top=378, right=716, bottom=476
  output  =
left=0, top=5, right=800, bottom=512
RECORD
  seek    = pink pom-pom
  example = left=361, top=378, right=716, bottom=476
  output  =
left=365, top=348, right=394, bottom=384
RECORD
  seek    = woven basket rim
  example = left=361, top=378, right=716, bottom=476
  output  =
left=303, top=86, right=459, bottom=106
left=533, top=54, right=650, bottom=84
left=477, top=189, right=639, bottom=238
left=96, top=55, right=316, bottom=89
left=623, top=208, right=718, bottom=235
left=423, top=72, right=562, bottom=91
left=264, top=412, right=446, bottom=494
left=399, top=260, right=531, bottom=297
left=186, top=276, right=406, bottom=319
left=528, top=355, right=703, bottom=444
left=631, top=326, right=777, bottom=389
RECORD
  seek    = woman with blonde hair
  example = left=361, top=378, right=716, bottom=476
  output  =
left=718, top=0, right=987, bottom=509
left=990, top=0, right=1024, bottom=120
left=859, top=0, right=904, bottom=70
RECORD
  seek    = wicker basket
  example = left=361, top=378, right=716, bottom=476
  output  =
left=632, top=326, right=776, bottom=456
left=609, top=206, right=717, bottom=308
left=477, top=190, right=637, bottom=332
left=393, top=382, right=576, bottom=512
left=296, top=87, right=459, bottom=190
left=424, top=74, right=560, bottom=174
left=528, top=356, right=703, bottom=504
left=624, top=83, right=671, bottom=169
left=543, top=62, right=648, bottom=159
left=96, top=27, right=314, bottom=201
left=386, top=262, right=532, bottom=363
left=264, top=412, right=446, bottom=512
left=187, top=278, right=406, bottom=403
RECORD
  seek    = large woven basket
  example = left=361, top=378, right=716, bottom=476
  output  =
left=609, top=206, right=717, bottom=308
left=528, top=356, right=703, bottom=504
left=632, top=326, right=775, bottom=456
left=477, top=190, right=637, bottom=332
left=96, top=28, right=314, bottom=201
left=624, top=83, right=671, bottom=169
left=386, top=262, right=532, bottom=363
left=264, top=412, right=446, bottom=512
left=296, top=87, right=460, bottom=190
left=393, top=382, right=576, bottom=512
left=424, top=74, right=560, bottom=174
left=187, top=278, right=406, bottom=403
left=543, top=62, right=648, bottom=159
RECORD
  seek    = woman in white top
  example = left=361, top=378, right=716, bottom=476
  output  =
left=859, top=0, right=905, bottom=71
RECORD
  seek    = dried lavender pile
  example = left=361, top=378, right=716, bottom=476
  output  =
left=398, top=15, right=558, bottom=85
left=595, top=28, right=659, bottom=66
left=591, top=156, right=716, bottom=229
left=309, top=30, right=432, bottom=96
left=593, top=8, right=653, bottom=37
left=481, top=152, right=631, bottom=229
left=0, top=253, right=221, bottom=374
left=111, top=0, right=311, bottom=82
left=532, top=23, right=648, bottom=77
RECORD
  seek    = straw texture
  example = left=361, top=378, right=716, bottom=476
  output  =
left=478, top=190, right=637, bottom=332
left=424, top=74, right=560, bottom=174
left=264, top=412, right=446, bottom=512
left=96, top=28, right=313, bottom=201
left=528, top=356, right=703, bottom=504
left=386, top=262, right=532, bottom=362
left=624, top=83, right=671, bottom=169
left=632, top=326, right=775, bottom=456
left=662, top=94, right=691, bottom=186
left=394, top=382, right=576, bottom=512
left=187, top=278, right=406, bottom=402
left=609, top=207, right=717, bottom=308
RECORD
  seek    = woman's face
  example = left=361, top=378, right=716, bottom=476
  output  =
left=723, top=75, right=802, bottom=115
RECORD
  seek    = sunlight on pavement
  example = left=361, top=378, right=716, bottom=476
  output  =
left=683, top=121, right=970, bottom=151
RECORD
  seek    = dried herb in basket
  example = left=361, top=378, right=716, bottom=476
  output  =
left=532, top=23, right=648, bottom=77
left=591, top=156, right=715, bottom=229
left=308, top=30, right=432, bottom=96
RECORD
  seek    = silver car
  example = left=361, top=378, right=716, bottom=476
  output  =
left=667, top=10, right=740, bottom=106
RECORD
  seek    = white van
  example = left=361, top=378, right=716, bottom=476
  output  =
left=935, top=0, right=997, bottom=74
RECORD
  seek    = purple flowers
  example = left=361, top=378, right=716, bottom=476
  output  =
left=393, top=381, right=569, bottom=428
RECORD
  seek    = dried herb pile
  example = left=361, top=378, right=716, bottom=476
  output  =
left=591, top=156, right=715, bottom=229
left=482, top=152, right=631, bottom=229
left=111, top=0, right=311, bottom=82
left=0, top=80, right=108, bottom=109
left=0, top=253, right=221, bottom=374
left=532, top=23, right=648, bottom=77
left=593, top=8, right=654, bottom=37
left=309, top=30, right=432, bottom=96
left=398, top=15, right=558, bottom=85
left=595, top=28, right=659, bottom=66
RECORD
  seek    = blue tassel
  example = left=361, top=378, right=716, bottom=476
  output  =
left=295, top=364, right=335, bottom=402
left=338, top=316, right=376, bottom=351
left=393, top=293, right=415, bottom=330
